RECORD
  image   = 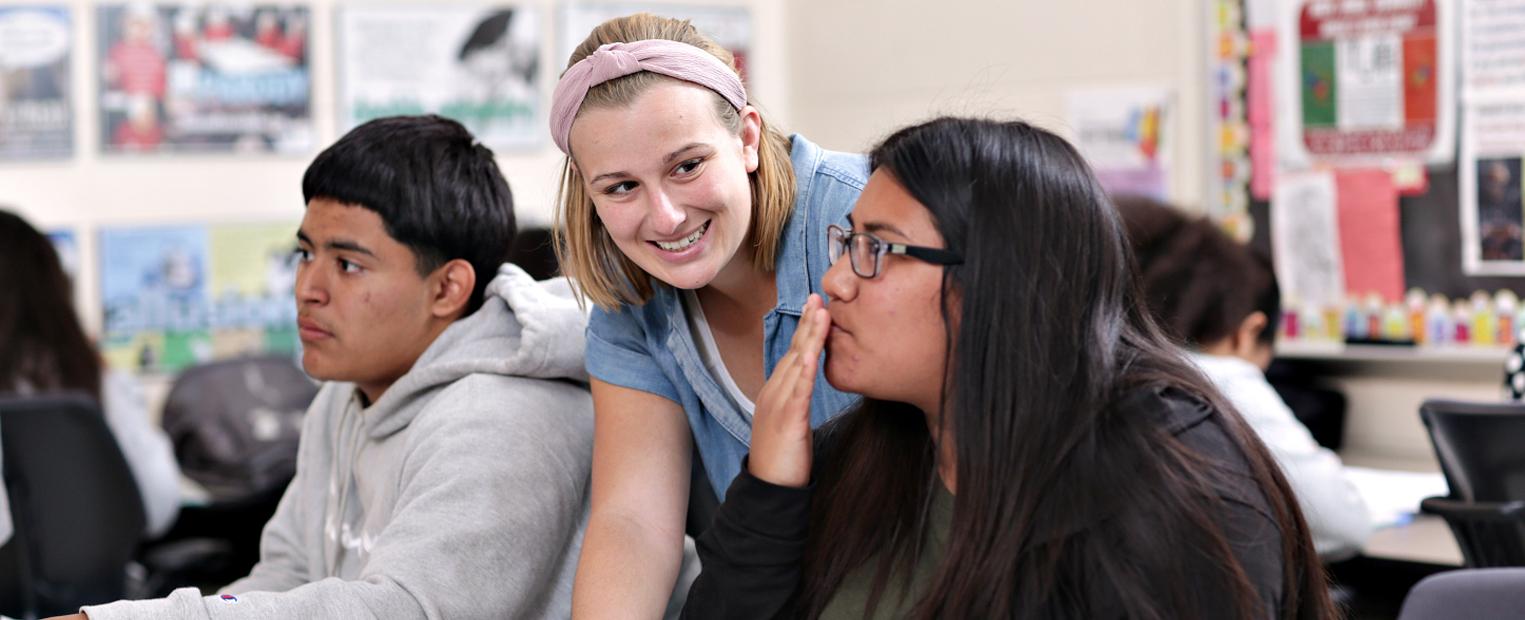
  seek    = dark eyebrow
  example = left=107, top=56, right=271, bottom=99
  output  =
left=326, top=239, right=377, bottom=257
left=861, top=221, right=911, bottom=240
left=587, top=142, right=710, bottom=187
left=295, top=230, right=376, bottom=257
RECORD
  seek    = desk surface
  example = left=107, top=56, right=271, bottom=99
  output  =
left=1362, top=515, right=1463, bottom=566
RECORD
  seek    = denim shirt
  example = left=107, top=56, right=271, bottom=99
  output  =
left=585, top=134, right=867, bottom=498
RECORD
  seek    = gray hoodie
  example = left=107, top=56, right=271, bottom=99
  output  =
left=83, top=264, right=594, bottom=619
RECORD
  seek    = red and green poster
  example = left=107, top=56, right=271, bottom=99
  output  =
left=1292, top=0, right=1451, bottom=163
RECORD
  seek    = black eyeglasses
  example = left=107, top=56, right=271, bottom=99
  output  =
left=827, top=224, right=962, bottom=278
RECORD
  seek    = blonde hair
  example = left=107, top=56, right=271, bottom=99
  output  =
left=552, top=13, right=796, bottom=308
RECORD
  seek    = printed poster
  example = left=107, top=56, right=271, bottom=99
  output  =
left=558, top=4, right=751, bottom=82
left=1460, top=102, right=1525, bottom=274
left=46, top=228, right=80, bottom=280
left=1277, top=0, right=1455, bottom=165
left=1066, top=87, right=1172, bottom=202
left=97, top=4, right=313, bottom=154
left=0, top=6, right=72, bottom=159
left=337, top=6, right=541, bottom=149
left=1272, top=171, right=1346, bottom=310
left=1459, top=0, right=1525, bottom=275
left=1462, top=0, right=1525, bottom=94
left=100, top=222, right=299, bottom=375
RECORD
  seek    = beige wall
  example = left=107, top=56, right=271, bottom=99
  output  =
left=783, top=0, right=1208, bottom=209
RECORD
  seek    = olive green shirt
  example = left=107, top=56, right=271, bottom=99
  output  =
left=820, top=483, right=954, bottom=619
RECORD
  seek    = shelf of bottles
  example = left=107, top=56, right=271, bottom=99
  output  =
left=1275, top=289, right=1517, bottom=365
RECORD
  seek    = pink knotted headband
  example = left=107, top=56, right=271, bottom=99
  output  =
left=549, top=40, right=747, bottom=155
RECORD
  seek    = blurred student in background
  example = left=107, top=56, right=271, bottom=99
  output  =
left=1116, top=195, right=1373, bottom=559
left=0, top=208, right=183, bottom=538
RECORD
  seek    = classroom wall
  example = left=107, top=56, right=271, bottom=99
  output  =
left=3, top=0, right=1210, bottom=332
left=6, top=0, right=1476, bottom=469
left=0, top=0, right=788, bottom=337
left=783, top=0, right=1208, bottom=210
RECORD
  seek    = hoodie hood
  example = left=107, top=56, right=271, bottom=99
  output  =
left=363, top=263, right=589, bottom=438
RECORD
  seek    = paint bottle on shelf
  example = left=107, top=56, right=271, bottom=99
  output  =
left=1382, top=302, right=1410, bottom=341
left=1365, top=294, right=1384, bottom=341
left=1281, top=300, right=1300, bottom=341
left=1496, top=290, right=1518, bottom=346
left=1345, top=298, right=1368, bottom=341
left=1426, top=295, right=1452, bottom=347
left=1406, top=289, right=1428, bottom=344
left=1472, top=291, right=1497, bottom=346
left=1454, top=299, right=1473, bottom=346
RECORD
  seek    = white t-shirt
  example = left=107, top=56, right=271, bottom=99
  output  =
left=681, top=289, right=756, bottom=417
left=1189, top=352, right=1374, bottom=559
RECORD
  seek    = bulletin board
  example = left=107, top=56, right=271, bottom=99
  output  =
left=1249, top=171, right=1525, bottom=300
left=1228, top=0, right=1525, bottom=302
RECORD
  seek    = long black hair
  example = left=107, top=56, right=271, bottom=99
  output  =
left=796, top=118, right=1331, bottom=619
left=0, top=209, right=103, bottom=402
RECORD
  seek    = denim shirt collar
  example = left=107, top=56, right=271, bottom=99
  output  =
left=774, top=133, right=829, bottom=316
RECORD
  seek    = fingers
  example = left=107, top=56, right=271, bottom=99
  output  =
left=786, top=294, right=823, bottom=352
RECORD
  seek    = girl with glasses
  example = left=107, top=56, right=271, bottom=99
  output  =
left=682, top=117, right=1335, bottom=619
left=549, top=14, right=868, bottom=616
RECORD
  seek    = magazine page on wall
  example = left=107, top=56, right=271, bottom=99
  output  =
left=0, top=6, right=73, bottom=160
left=96, top=4, right=314, bottom=155
left=337, top=5, right=542, bottom=150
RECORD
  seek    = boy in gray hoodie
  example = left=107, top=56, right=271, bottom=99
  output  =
left=61, top=116, right=594, bottom=619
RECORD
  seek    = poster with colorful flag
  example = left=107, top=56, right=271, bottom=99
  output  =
left=1066, top=87, right=1173, bottom=202
left=0, top=6, right=73, bottom=159
left=1276, top=0, right=1455, bottom=166
left=99, top=222, right=298, bottom=375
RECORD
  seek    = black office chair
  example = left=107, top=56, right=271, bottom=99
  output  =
left=0, top=393, right=147, bottom=618
left=1397, top=568, right=1525, bottom=619
left=1418, top=399, right=1525, bottom=567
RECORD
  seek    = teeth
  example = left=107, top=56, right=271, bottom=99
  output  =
left=656, top=222, right=707, bottom=251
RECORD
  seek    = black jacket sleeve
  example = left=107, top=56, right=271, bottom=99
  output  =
left=681, top=459, right=813, bottom=620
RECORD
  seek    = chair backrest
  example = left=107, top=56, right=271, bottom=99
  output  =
left=1397, top=568, right=1525, bottom=620
left=1419, top=399, right=1525, bottom=502
left=0, top=393, right=147, bottom=618
left=160, top=354, right=316, bottom=502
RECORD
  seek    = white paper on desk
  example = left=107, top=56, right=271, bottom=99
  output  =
left=1272, top=172, right=1345, bottom=309
left=1345, top=466, right=1450, bottom=529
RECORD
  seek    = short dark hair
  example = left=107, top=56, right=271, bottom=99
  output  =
left=303, top=115, right=516, bottom=314
left=1115, top=195, right=1280, bottom=347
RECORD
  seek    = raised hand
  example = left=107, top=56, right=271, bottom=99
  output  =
left=747, top=294, right=830, bottom=488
